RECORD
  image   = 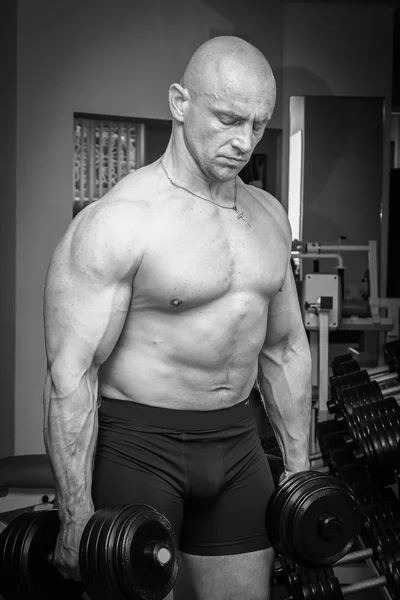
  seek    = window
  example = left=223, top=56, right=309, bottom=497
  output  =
left=73, top=114, right=145, bottom=216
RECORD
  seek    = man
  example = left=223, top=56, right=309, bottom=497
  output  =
left=43, top=36, right=311, bottom=600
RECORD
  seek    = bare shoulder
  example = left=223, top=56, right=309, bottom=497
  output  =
left=49, top=181, right=154, bottom=284
left=242, top=181, right=291, bottom=243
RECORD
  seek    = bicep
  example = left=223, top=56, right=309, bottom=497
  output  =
left=43, top=203, right=142, bottom=385
left=262, top=263, right=305, bottom=351
left=44, top=249, right=131, bottom=387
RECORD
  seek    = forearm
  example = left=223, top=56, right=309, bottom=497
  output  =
left=43, top=370, right=99, bottom=524
left=258, top=338, right=312, bottom=473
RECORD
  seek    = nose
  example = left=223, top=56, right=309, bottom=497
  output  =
left=231, top=122, right=253, bottom=155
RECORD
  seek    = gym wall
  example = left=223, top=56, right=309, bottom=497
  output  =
left=0, top=1, right=16, bottom=460
left=2, top=0, right=395, bottom=457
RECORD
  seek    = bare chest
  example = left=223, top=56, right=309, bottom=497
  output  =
left=132, top=199, right=288, bottom=310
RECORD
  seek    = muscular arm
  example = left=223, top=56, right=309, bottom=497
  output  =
left=258, top=203, right=311, bottom=474
left=43, top=199, right=147, bottom=524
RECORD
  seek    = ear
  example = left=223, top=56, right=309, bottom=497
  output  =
left=169, top=83, right=191, bottom=123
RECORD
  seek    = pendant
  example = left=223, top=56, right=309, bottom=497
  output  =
left=235, top=209, right=251, bottom=227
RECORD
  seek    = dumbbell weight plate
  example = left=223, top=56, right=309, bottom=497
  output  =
left=267, top=471, right=360, bottom=568
left=0, top=510, right=84, bottom=600
left=376, top=532, right=399, bottom=576
left=333, top=359, right=360, bottom=377
left=377, top=417, right=398, bottom=465
left=386, top=416, right=400, bottom=472
left=366, top=421, right=389, bottom=473
left=319, top=574, right=342, bottom=600
left=78, top=505, right=119, bottom=600
left=0, top=513, right=29, bottom=599
left=354, top=429, right=375, bottom=465
left=372, top=419, right=396, bottom=475
left=79, top=504, right=179, bottom=600
left=331, top=352, right=354, bottom=370
left=363, top=416, right=400, bottom=483
left=385, top=413, right=400, bottom=452
left=386, top=560, right=400, bottom=597
left=385, top=529, right=400, bottom=567
left=288, top=475, right=360, bottom=567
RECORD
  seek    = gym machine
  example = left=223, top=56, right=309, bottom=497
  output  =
left=291, top=239, right=399, bottom=440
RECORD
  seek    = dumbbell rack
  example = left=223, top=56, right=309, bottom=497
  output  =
left=264, top=345, right=400, bottom=598
left=313, top=346, right=400, bottom=599
left=342, top=537, right=392, bottom=600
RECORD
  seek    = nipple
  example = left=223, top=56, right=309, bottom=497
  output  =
left=170, top=298, right=183, bottom=307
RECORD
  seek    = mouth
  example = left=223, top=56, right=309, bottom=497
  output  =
left=220, top=156, right=244, bottom=164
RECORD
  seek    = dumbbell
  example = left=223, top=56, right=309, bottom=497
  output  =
left=342, top=412, right=400, bottom=485
left=0, top=504, right=179, bottom=600
left=328, top=378, right=400, bottom=415
left=279, top=499, right=400, bottom=598
left=331, top=339, right=400, bottom=377
left=315, top=397, right=398, bottom=454
left=266, top=470, right=360, bottom=568
left=335, top=395, right=400, bottom=424
left=325, top=403, right=400, bottom=486
left=285, top=560, right=400, bottom=599
left=313, top=398, right=400, bottom=476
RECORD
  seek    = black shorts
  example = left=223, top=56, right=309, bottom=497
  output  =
left=92, top=397, right=275, bottom=556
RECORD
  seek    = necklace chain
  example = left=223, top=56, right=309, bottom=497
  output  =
left=159, top=157, right=251, bottom=227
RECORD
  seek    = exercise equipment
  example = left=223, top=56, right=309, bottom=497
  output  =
left=266, top=471, right=360, bottom=568
left=284, top=511, right=400, bottom=597
left=285, top=561, right=400, bottom=599
left=331, top=339, right=400, bottom=378
left=315, top=413, right=400, bottom=489
left=328, top=377, right=400, bottom=415
left=276, top=487, right=400, bottom=598
left=0, top=504, right=179, bottom=600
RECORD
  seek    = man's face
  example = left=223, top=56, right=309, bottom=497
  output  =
left=182, top=69, right=276, bottom=183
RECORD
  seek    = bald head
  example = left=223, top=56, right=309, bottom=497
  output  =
left=167, top=37, right=276, bottom=184
left=181, top=36, right=275, bottom=101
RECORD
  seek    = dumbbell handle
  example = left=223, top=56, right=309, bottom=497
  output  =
left=381, top=383, right=400, bottom=398
left=333, top=547, right=374, bottom=565
left=374, top=370, right=399, bottom=385
left=341, top=574, right=388, bottom=596
left=369, top=364, right=393, bottom=379
left=286, top=574, right=388, bottom=599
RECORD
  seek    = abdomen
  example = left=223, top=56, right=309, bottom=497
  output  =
left=99, top=293, right=269, bottom=409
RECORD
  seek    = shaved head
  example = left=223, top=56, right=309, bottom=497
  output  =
left=167, top=36, right=276, bottom=184
left=181, top=36, right=275, bottom=102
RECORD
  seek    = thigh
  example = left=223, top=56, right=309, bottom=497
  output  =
left=174, top=548, right=275, bottom=600
left=92, top=434, right=185, bottom=538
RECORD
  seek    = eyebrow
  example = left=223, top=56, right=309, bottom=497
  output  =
left=215, top=109, right=270, bottom=125
left=216, top=110, right=244, bottom=120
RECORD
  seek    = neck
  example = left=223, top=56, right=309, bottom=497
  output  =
left=162, top=140, right=236, bottom=205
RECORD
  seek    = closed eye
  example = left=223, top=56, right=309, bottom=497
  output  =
left=219, top=116, right=242, bottom=126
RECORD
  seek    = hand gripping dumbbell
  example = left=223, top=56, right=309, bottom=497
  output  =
left=0, top=504, right=179, bottom=600
left=331, top=339, right=400, bottom=378
left=266, top=471, right=360, bottom=568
